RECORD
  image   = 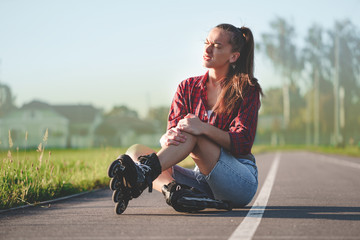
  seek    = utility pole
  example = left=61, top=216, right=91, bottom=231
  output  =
left=339, top=86, right=345, bottom=142
left=0, top=59, right=2, bottom=83
left=0, top=59, right=3, bottom=107
left=305, top=91, right=311, bottom=146
left=283, top=80, right=290, bottom=129
left=333, top=32, right=340, bottom=146
left=314, top=69, right=320, bottom=146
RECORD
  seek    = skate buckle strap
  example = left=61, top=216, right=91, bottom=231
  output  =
left=137, top=163, right=151, bottom=173
left=136, top=163, right=153, bottom=192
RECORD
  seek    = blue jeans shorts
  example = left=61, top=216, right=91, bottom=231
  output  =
left=172, top=148, right=258, bottom=207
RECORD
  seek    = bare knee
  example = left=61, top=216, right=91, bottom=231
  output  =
left=189, top=135, right=215, bottom=154
left=125, top=144, right=155, bottom=162
left=188, top=135, right=220, bottom=175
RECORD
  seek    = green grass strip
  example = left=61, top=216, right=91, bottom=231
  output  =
left=1, top=144, right=359, bottom=210
left=0, top=148, right=122, bottom=209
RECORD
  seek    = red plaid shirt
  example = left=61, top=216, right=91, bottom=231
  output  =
left=167, top=71, right=260, bottom=157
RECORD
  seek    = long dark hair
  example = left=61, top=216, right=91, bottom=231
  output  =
left=213, top=23, right=263, bottom=114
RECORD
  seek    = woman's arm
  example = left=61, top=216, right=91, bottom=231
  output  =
left=177, top=114, right=231, bottom=151
left=161, top=79, right=190, bottom=148
left=160, top=127, right=187, bottom=147
left=178, top=87, right=260, bottom=156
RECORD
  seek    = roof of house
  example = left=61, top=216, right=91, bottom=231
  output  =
left=54, top=105, right=101, bottom=124
left=22, top=100, right=102, bottom=124
left=22, top=100, right=52, bottom=110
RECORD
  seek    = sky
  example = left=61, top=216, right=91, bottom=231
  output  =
left=0, top=0, right=359, bottom=117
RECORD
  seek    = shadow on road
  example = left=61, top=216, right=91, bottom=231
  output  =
left=126, top=206, right=360, bottom=221
left=261, top=206, right=360, bottom=221
left=127, top=207, right=250, bottom=218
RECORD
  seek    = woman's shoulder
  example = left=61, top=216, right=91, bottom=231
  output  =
left=179, top=73, right=207, bottom=88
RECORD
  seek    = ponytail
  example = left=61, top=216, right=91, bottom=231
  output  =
left=213, top=24, right=263, bottom=115
left=237, top=27, right=254, bottom=79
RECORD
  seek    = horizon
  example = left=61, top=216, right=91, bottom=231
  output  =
left=1, top=0, right=359, bottom=116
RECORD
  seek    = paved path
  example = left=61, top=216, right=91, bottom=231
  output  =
left=1, top=151, right=359, bottom=240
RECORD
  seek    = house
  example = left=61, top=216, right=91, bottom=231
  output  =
left=0, top=100, right=102, bottom=149
left=54, top=104, right=102, bottom=148
left=0, top=101, right=68, bottom=149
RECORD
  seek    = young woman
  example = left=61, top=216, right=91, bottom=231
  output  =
left=108, top=23, right=263, bottom=214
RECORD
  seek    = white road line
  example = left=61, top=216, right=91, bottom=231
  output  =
left=228, top=152, right=281, bottom=240
left=313, top=153, right=360, bottom=170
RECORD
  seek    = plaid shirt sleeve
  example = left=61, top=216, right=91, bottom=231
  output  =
left=228, top=87, right=260, bottom=156
left=167, top=80, right=189, bottom=130
left=167, top=74, right=260, bottom=157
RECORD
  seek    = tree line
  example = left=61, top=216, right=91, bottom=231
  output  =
left=1, top=17, right=359, bottom=147
left=257, top=17, right=360, bottom=147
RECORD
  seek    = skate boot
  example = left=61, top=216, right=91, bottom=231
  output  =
left=107, top=153, right=162, bottom=214
left=162, top=181, right=232, bottom=213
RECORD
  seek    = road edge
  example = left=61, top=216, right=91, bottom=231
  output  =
left=0, top=188, right=103, bottom=214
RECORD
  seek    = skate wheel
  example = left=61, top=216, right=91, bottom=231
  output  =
left=107, top=160, right=121, bottom=178
left=109, top=177, right=121, bottom=191
left=223, top=201, right=233, bottom=211
left=112, top=189, right=125, bottom=203
left=115, top=199, right=128, bottom=215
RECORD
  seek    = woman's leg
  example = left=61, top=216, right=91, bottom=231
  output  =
left=125, top=132, right=221, bottom=192
left=125, top=144, right=175, bottom=192
left=157, top=132, right=220, bottom=175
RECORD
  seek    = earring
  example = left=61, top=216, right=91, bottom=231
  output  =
left=232, top=64, right=235, bottom=69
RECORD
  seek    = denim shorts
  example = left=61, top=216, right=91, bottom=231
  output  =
left=172, top=148, right=258, bottom=207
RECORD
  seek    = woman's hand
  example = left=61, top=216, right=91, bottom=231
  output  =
left=160, top=127, right=187, bottom=147
left=177, top=114, right=205, bottom=136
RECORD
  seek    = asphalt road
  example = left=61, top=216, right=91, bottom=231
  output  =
left=1, top=151, right=359, bottom=240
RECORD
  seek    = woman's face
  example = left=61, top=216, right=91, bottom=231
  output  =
left=203, top=28, right=239, bottom=70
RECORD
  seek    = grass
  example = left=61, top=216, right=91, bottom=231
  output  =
left=1, top=134, right=359, bottom=210
left=0, top=146, right=123, bottom=210
left=0, top=131, right=194, bottom=210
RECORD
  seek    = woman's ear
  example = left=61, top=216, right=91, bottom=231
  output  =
left=230, top=52, right=240, bottom=63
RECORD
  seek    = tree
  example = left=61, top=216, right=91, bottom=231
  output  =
left=303, top=24, right=326, bottom=145
left=106, top=105, right=138, bottom=118
left=259, top=87, right=283, bottom=145
left=95, top=105, right=158, bottom=147
left=0, top=83, right=16, bottom=117
left=260, top=17, right=303, bottom=131
left=146, top=106, right=169, bottom=132
left=326, top=20, right=360, bottom=145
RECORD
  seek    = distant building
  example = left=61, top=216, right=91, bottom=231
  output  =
left=0, top=100, right=102, bottom=149
left=54, top=104, right=103, bottom=148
